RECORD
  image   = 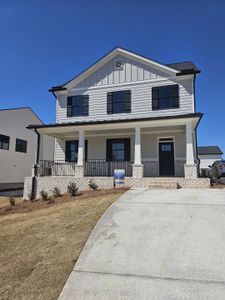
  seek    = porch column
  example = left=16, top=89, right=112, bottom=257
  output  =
left=184, top=123, right=198, bottom=178
left=75, top=129, right=84, bottom=178
left=132, top=127, right=143, bottom=178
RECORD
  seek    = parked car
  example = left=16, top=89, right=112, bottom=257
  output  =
left=209, top=160, right=225, bottom=179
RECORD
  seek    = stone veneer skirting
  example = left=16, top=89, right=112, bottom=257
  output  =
left=23, top=176, right=210, bottom=200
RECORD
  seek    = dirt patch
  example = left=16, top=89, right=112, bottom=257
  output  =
left=0, top=188, right=126, bottom=300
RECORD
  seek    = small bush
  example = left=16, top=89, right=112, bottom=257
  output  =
left=9, top=197, right=15, bottom=206
left=52, top=187, right=61, bottom=198
left=40, top=190, right=48, bottom=201
left=88, top=179, right=99, bottom=190
left=47, top=198, right=55, bottom=205
left=67, top=182, right=78, bottom=196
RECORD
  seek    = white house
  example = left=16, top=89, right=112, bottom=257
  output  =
left=198, top=146, right=223, bottom=176
left=0, top=107, right=54, bottom=187
left=23, top=47, right=210, bottom=198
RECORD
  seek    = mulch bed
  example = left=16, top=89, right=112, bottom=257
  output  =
left=0, top=188, right=127, bottom=216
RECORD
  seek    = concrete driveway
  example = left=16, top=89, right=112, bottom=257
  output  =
left=59, top=188, right=225, bottom=300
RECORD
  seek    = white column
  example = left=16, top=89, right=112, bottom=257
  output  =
left=77, top=129, right=84, bottom=165
left=134, top=127, right=141, bottom=165
left=186, top=123, right=195, bottom=165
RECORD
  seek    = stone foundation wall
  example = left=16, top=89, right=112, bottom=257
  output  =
left=132, top=164, right=143, bottom=178
left=23, top=175, right=210, bottom=200
left=184, top=164, right=198, bottom=179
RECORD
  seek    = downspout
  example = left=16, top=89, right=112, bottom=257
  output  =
left=193, top=74, right=200, bottom=176
left=31, top=128, right=41, bottom=200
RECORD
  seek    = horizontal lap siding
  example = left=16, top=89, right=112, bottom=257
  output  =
left=57, top=78, right=193, bottom=123
left=54, top=132, right=185, bottom=164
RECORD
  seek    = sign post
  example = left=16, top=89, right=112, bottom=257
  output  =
left=114, top=169, right=125, bottom=188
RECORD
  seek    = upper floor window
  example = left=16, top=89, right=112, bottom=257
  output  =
left=15, top=138, right=27, bottom=153
left=107, top=90, right=131, bottom=114
left=67, top=95, right=89, bottom=117
left=0, top=134, right=10, bottom=150
left=152, top=84, right=179, bottom=110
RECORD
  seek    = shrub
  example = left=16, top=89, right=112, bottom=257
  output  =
left=52, top=187, right=61, bottom=198
left=9, top=197, right=15, bottom=206
left=88, top=179, right=99, bottom=190
left=67, top=182, right=78, bottom=196
left=47, top=198, right=55, bottom=205
left=40, top=190, right=48, bottom=201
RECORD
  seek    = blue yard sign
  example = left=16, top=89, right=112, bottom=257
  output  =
left=114, top=169, right=125, bottom=186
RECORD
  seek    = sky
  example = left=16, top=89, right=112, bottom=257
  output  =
left=0, top=0, right=225, bottom=154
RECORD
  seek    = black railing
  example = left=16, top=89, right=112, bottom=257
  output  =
left=85, top=160, right=132, bottom=177
left=39, top=160, right=133, bottom=177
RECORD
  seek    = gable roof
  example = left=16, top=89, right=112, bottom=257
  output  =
left=198, top=146, right=223, bottom=155
left=49, top=46, right=200, bottom=92
left=0, top=107, right=43, bottom=124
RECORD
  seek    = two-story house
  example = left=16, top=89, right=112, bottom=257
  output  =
left=0, top=107, right=54, bottom=189
left=23, top=47, right=210, bottom=199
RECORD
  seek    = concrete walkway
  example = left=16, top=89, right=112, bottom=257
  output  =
left=59, top=188, right=225, bottom=300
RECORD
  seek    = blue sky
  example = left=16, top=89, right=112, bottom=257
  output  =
left=0, top=0, right=225, bottom=154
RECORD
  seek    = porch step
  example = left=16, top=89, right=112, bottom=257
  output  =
left=148, top=181, right=179, bottom=189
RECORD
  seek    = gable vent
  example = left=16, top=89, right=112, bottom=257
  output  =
left=115, top=59, right=124, bottom=70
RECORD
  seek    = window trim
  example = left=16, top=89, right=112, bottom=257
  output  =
left=67, top=95, right=89, bottom=117
left=107, top=90, right=131, bottom=115
left=0, top=134, right=10, bottom=150
left=152, top=84, right=179, bottom=111
left=15, top=138, right=27, bottom=153
left=106, top=138, right=130, bottom=161
left=65, top=140, right=88, bottom=162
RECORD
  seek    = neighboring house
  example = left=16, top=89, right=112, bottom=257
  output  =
left=0, top=107, right=54, bottom=186
left=198, top=146, right=223, bottom=176
left=24, top=47, right=210, bottom=198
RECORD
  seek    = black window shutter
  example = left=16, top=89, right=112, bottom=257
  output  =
left=85, top=140, right=88, bottom=162
left=124, top=90, right=131, bottom=112
left=65, top=141, right=70, bottom=161
left=107, top=92, right=113, bottom=114
left=106, top=140, right=112, bottom=161
left=172, top=85, right=179, bottom=108
left=83, top=95, right=89, bottom=116
left=67, top=97, right=73, bottom=117
left=124, top=139, right=131, bottom=161
left=152, top=88, right=159, bottom=110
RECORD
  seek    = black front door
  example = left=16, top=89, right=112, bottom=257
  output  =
left=159, top=142, right=175, bottom=176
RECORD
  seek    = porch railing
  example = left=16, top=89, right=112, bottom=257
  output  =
left=85, top=160, right=132, bottom=177
left=39, top=160, right=133, bottom=177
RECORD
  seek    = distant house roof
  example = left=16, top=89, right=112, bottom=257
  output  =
left=198, top=146, right=223, bottom=155
left=49, top=46, right=200, bottom=92
left=0, top=107, right=43, bottom=124
left=166, top=62, right=200, bottom=75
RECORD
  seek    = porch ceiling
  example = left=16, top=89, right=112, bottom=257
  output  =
left=28, top=113, right=202, bottom=139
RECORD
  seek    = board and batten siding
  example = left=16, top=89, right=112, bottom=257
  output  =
left=74, top=55, right=171, bottom=88
left=57, top=78, right=194, bottom=123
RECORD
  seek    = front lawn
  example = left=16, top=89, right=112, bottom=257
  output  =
left=0, top=189, right=126, bottom=300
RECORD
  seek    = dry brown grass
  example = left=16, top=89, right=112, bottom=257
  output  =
left=0, top=189, right=126, bottom=300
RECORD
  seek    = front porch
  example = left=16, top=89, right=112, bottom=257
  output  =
left=34, top=115, right=201, bottom=180
left=23, top=114, right=212, bottom=200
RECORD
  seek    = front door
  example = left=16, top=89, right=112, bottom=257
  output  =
left=159, top=142, right=175, bottom=176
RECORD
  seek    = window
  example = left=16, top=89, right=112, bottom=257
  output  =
left=65, top=140, right=88, bottom=162
left=107, top=90, right=131, bottom=114
left=67, top=95, right=89, bottom=117
left=15, top=139, right=27, bottom=153
left=152, top=85, right=179, bottom=110
left=106, top=139, right=130, bottom=161
left=0, top=134, right=10, bottom=150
